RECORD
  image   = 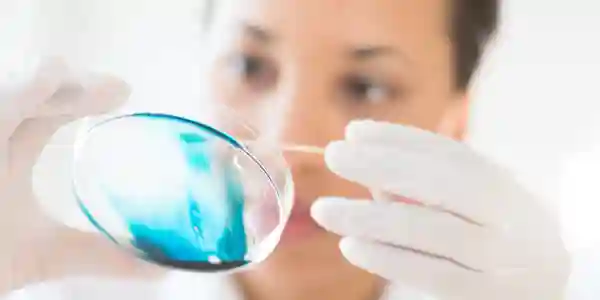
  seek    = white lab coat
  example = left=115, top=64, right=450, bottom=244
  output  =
left=3, top=248, right=600, bottom=300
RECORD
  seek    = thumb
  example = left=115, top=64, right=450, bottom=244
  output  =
left=36, top=73, right=131, bottom=118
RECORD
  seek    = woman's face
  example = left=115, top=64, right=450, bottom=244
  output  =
left=204, top=0, right=468, bottom=286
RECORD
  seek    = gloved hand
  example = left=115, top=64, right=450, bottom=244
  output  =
left=311, top=120, right=571, bottom=300
left=0, top=58, right=160, bottom=295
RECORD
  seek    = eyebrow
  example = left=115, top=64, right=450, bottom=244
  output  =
left=243, top=23, right=276, bottom=43
left=240, top=22, right=410, bottom=65
left=351, top=46, right=411, bottom=65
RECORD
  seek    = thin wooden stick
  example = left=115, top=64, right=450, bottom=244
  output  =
left=279, top=143, right=325, bottom=155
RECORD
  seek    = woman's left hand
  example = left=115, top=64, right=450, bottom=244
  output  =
left=311, top=120, right=571, bottom=300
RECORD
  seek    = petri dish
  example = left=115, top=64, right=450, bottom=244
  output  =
left=72, top=110, right=294, bottom=273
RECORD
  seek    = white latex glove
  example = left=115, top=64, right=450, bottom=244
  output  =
left=0, top=58, right=160, bottom=295
left=311, top=120, right=571, bottom=300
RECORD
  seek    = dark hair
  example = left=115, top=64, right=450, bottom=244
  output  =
left=453, top=0, right=499, bottom=89
left=202, top=0, right=499, bottom=90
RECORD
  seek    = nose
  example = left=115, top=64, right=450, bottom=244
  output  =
left=251, top=79, right=342, bottom=192
left=266, top=76, right=338, bottom=162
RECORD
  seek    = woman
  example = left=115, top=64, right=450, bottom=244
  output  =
left=0, top=0, right=571, bottom=299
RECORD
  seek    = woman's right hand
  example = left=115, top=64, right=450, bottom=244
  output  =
left=0, top=58, right=164, bottom=295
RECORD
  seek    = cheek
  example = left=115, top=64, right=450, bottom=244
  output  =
left=208, top=68, right=269, bottom=126
left=360, top=98, right=452, bottom=134
left=436, top=98, right=469, bottom=140
left=407, top=79, right=456, bottom=131
left=209, top=66, right=250, bottom=106
left=410, top=101, right=454, bottom=131
left=383, top=72, right=456, bottom=131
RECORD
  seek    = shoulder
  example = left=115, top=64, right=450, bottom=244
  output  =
left=1, top=272, right=241, bottom=300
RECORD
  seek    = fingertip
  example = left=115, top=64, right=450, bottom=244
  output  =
left=324, top=140, right=369, bottom=173
left=339, top=237, right=371, bottom=267
left=17, top=58, right=69, bottom=117
left=310, top=197, right=348, bottom=226
left=323, top=140, right=346, bottom=171
left=339, top=236, right=359, bottom=254
left=76, top=76, right=131, bottom=116
left=37, top=57, right=69, bottom=79
left=345, top=119, right=377, bottom=141
left=89, top=75, right=131, bottom=103
left=324, top=140, right=391, bottom=189
left=98, top=77, right=131, bottom=109
left=346, top=119, right=438, bottom=146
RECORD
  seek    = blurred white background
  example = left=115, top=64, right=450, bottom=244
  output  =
left=468, top=0, right=600, bottom=251
left=1, top=0, right=600, bottom=294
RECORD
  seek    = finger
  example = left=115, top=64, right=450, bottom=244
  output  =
left=10, top=81, right=130, bottom=173
left=339, top=237, right=480, bottom=300
left=342, top=237, right=568, bottom=300
left=325, top=141, right=499, bottom=225
left=345, top=120, right=527, bottom=207
left=0, top=58, right=68, bottom=139
left=324, top=141, right=531, bottom=227
left=13, top=74, right=130, bottom=144
left=345, top=120, right=463, bottom=152
left=311, top=197, right=499, bottom=271
left=344, top=120, right=507, bottom=179
left=36, top=74, right=130, bottom=118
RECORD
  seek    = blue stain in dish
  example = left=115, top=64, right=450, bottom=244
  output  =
left=179, top=131, right=249, bottom=263
left=216, top=163, right=248, bottom=261
left=179, top=132, right=212, bottom=171
left=130, top=130, right=248, bottom=266
left=79, top=115, right=250, bottom=271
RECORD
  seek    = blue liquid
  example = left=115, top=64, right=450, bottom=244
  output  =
left=76, top=114, right=257, bottom=271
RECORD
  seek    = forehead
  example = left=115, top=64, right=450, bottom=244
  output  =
left=212, top=0, right=452, bottom=67
left=215, top=0, right=449, bottom=45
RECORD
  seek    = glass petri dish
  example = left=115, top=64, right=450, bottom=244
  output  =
left=72, top=108, right=293, bottom=274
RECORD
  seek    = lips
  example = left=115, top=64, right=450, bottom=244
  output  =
left=278, top=199, right=323, bottom=242
left=287, top=206, right=314, bottom=225
left=243, top=196, right=321, bottom=246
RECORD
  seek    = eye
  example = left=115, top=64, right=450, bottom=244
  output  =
left=342, top=75, right=397, bottom=104
left=227, top=54, right=277, bottom=91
